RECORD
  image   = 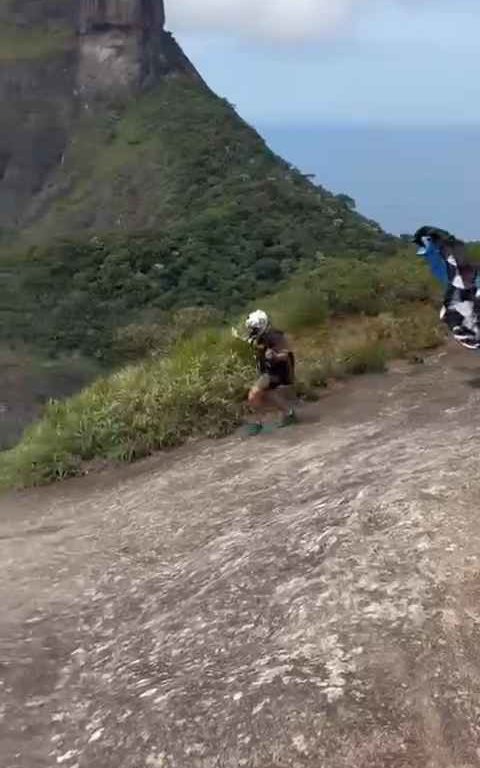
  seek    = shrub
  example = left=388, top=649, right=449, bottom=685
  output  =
left=0, top=244, right=446, bottom=489
left=255, top=257, right=283, bottom=281
left=0, top=78, right=395, bottom=359
left=339, top=340, right=387, bottom=375
left=111, top=306, right=224, bottom=362
left=263, top=285, right=329, bottom=331
left=0, top=299, right=444, bottom=490
left=0, top=330, right=255, bottom=487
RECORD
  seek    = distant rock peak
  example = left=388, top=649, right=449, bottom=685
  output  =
left=76, top=0, right=202, bottom=97
left=0, top=0, right=202, bottom=230
left=78, top=0, right=165, bottom=34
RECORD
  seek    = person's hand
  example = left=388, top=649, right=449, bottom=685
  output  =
left=265, top=349, right=276, bottom=360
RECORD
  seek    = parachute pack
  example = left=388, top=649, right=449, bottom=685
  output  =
left=414, top=226, right=480, bottom=351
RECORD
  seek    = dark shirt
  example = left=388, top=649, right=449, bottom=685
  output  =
left=254, top=328, right=295, bottom=381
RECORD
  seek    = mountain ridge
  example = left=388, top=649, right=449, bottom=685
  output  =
left=0, top=0, right=202, bottom=234
left=0, top=0, right=396, bottom=365
left=0, top=0, right=392, bottom=247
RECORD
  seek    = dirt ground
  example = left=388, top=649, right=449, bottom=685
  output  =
left=2, top=344, right=480, bottom=767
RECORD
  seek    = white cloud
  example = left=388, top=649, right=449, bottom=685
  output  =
left=165, top=1, right=448, bottom=43
left=166, top=0, right=360, bottom=42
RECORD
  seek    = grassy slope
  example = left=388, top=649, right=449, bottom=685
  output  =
left=25, top=78, right=393, bottom=246
left=0, top=254, right=443, bottom=488
left=0, top=64, right=440, bottom=489
left=2, top=78, right=395, bottom=359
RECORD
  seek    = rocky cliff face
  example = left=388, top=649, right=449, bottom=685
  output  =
left=77, top=0, right=200, bottom=97
left=0, top=52, right=76, bottom=231
left=0, top=0, right=201, bottom=233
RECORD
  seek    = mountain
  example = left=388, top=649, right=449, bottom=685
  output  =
left=0, top=0, right=396, bottom=360
left=0, top=0, right=200, bottom=236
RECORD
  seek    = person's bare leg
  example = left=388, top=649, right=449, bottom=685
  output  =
left=246, top=386, right=268, bottom=433
left=248, top=387, right=266, bottom=414
left=265, top=387, right=297, bottom=426
left=246, top=381, right=296, bottom=433
left=265, top=388, right=290, bottom=416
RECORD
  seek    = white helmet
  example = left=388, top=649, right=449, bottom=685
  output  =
left=246, top=309, right=270, bottom=337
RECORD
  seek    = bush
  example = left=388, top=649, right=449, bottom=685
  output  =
left=0, top=78, right=395, bottom=359
left=0, top=330, right=255, bottom=487
left=0, top=299, right=444, bottom=490
left=0, top=245, right=446, bottom=489
left=258, top=253, right=437, bottom=332
left=112, top=306, right=224, bottom=362
left=113, top=322, right=169, bottom=361
left=339, top=340, right=387, bottom=375
left=255, top=257, right=283, bottom=281
left=263, top=285, right=329, bottom=331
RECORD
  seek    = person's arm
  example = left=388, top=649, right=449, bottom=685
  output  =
left=265, top=334, right=291, bottom=362
left=422, top=241, right=448, bottom=287
left=413, top=227, right=448, bottom=287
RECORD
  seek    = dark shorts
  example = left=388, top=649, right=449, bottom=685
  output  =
left=253, top=363, right=294, bottom=392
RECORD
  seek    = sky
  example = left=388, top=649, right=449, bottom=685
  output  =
left=165, top=1, right=480, bottom=237
left=167, top=1, right=480, bottom=126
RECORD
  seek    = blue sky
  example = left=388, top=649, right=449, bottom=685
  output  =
left=170, top=2, right=480, bottom=126
left=167, top=2, right=480, bottom=237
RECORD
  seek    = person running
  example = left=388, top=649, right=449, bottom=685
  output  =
left=244, top=310, right=297, bottom=435
left=414, top=226, right=480, bottom=350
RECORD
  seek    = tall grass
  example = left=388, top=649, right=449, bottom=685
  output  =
left=295, top=304, right=443, bottom=391
left=0, top=331, right=253, bottom=487
left=0, top=255, right=444, bottom=490
left=260, top=254, right=439, bottom=331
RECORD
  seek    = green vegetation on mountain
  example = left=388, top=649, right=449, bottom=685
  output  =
left=24, top=79, right=393, bottom=248
left=0, top=6, right=443, bottom=484
left=0, top=254, right=442, bottom=488
left=1, top=78, right=395, bottom=360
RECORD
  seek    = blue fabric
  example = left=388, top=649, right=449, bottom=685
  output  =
left=418, top=239, right=448, bottom=287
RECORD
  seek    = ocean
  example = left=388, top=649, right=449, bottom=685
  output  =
left=260, top=124, right=480, bottom=240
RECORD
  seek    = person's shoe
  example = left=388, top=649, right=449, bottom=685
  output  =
left=245, top=422, right=263, bottom=436
left=277, top=410, right=298, bottom=429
